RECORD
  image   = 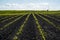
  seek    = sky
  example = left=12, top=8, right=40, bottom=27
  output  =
left=0, top=0, right=60, bottom=10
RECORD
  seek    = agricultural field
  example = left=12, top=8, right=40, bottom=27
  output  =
left=0, top=10, right=60, bottom=40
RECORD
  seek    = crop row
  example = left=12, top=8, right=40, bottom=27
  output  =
left=0, top=13, right=60, bottom=40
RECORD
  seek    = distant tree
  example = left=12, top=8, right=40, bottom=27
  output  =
left=47, top=9, right=48, bottom=11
